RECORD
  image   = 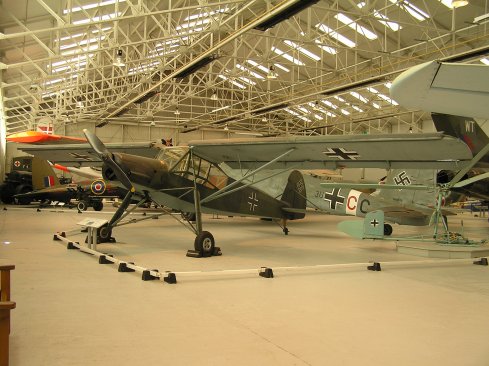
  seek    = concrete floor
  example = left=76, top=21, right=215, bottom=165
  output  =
left=1, top=205, right=489, bottom=366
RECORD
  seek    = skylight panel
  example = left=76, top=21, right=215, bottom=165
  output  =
left=52, top=62, right=87, bottom=73
left=297, top=106, right=310, bottom=114
left=315, top=23, right=356, bottom=48
left=236, top=64, right=265, bottom=79
left=284, top=108, right=300, bottom=116
left=481, top=58, right=489, bottom=65
left=351, top=105, right=364, bottom=112
left=176, top=18, right=211, bottom=30
left=334, top=95, right=346, bottom=103
left=377, top=93, right=399, bottom=105
left=218, top=74, right=246, bottom=89
left=185, top=8, right=228, bottom=21
left=334, top=14, right=377, bottom=40
left=372, top=102, right=381, bottom=109
left=384, top=82, right=392, bottom=89
left=271, top=47, right=305, bottom=66
left=373, top=11, right=401, bottom=31
left=274, top=63, right=290, bottom=72
left=127, top=61, right=160, bottom=75
left=245, top=59, right=270, bottom=74
left=283, top=40, right=321, bottom=61
left=350, top=91, right=368, bottom=104
left=389, top=0, right=429, bottom=21
left=50, top=55, right=93, bottom=68
left=314, top=40, right=337, bottom=54
left=340, top=109, right=350, bottom=115
left=212, top=105, right=230, bottom=113
left=63, top=0, right=126, bottom=14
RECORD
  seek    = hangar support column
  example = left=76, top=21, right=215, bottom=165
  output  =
left=0, top=70, right=6, bottom=181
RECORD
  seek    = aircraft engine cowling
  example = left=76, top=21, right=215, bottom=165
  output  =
left=102, top=152, right=169, bottom=187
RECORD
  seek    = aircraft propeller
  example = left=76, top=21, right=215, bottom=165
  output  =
left=83, top=129, right=135, bottom=193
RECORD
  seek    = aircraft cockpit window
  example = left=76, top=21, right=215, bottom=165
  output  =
left=156, top=147, right=189, bottom=171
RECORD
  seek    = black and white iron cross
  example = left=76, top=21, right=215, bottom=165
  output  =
left=370, top=219, right=379, bottom=227
left=323, top=147, right=360, bottom=160
left=323, top=188, right=345, bottom=210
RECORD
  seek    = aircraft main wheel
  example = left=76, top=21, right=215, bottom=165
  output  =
left=92, top=200, right=103, bottom=211
left=77, top=200, right=88, bottom=211
left=194, top=231, right=215, bottom=257
left=384, top=224, right=393, bottom=236
left=98, top=226, right=112, bottom=241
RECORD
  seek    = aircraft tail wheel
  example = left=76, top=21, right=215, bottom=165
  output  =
left=194, top=231, right=215, bottom=257
left=77, top=200, right=88, bottom=211
left=98, top=225, right=112, bottom=242
left=383, top=224, right=393, bottom=236
left=92, top=200, right=103, bottom=211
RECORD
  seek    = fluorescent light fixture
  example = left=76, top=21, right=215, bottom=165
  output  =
left=274, top=63, right=290, bottom=72
left=60, top=36, right=106, bottom=50
left=61, top=44, right=99, bottom=56
left=283, top=40, right=321, bottom=61
left=238, top=76, right=256, bottom=85
left=314, top=40, right=337, bottom=54
left=388, top=0, right=429, bottom=21
left=64, top=0, right=125, bottom=14
left=350, top=91, right=368, bottom=103
left=213, top=105, right=230, bottom=113
left=44, top=78, right=64, bottom=86
left=450, top=0, right=469, bottom=8
left=481, top=58, right=489, bottom=65
left=246, top=59, right=270, bottom=74
left=176, top=18, right=211, bottom=30
left=236, top=64, right=265, bottom=79
left=384, top=82, right=392, bottom=89
left=218, top=74, right=246, bottom=89
left=315, top=23, right=356, bottom=48
left=334, top=14, right=377, bottom=40
left=320, top=100, right=338, bottom=109
left=73, top=12, right=121, bottom=25
left=271, top=47, right=305, bottom=66
left=185, top=8, right=229, bottom=21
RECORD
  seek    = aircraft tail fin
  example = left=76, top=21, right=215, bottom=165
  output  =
left=31, top=157, right=60, bottom=190
left=432, top=113, right=489, bottom=156
left=280, top=170, right=307, bottom=220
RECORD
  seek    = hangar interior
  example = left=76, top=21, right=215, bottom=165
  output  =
left=1, top=0, right=489, bottom=365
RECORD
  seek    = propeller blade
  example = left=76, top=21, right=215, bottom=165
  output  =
left=448, top=143, right=489, bottom=187
left=83, top=129, right=135, bottom=192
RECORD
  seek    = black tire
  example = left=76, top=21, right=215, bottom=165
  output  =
left=194, top=231, right=215, bottom=257
left=14, top=185, right=33, bottom=205
left=384, top=223, right=393, bottom=236
left=92, top=200, right=103, bottom=211
left=98, top=225, right=112, bottom=241
left=0, top=183, right=15, bottom=204
left=77, top=200, right=88, bottom=211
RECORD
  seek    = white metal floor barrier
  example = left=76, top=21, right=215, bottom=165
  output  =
left=53, top=232, right=488, bottom=284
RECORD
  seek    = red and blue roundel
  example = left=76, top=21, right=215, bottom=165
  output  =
left=90, top=180, right=106, bottom=195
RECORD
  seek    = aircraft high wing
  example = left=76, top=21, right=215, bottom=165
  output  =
left=390, top=61, right=489, bottom=119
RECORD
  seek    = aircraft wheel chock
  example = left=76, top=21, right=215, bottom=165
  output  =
left=194, top=231, right=215, bottom=257
left=92, top=200, right=103, bottom=211
left=77, top=200, right=89, bottom=211
left=384, top=224, right=393, bottom=236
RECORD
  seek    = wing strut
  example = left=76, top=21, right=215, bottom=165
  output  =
left=200, top=148, right=295, bottom=204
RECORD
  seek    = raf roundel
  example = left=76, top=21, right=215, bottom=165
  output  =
left=91, top=180, right=106, bottom=195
